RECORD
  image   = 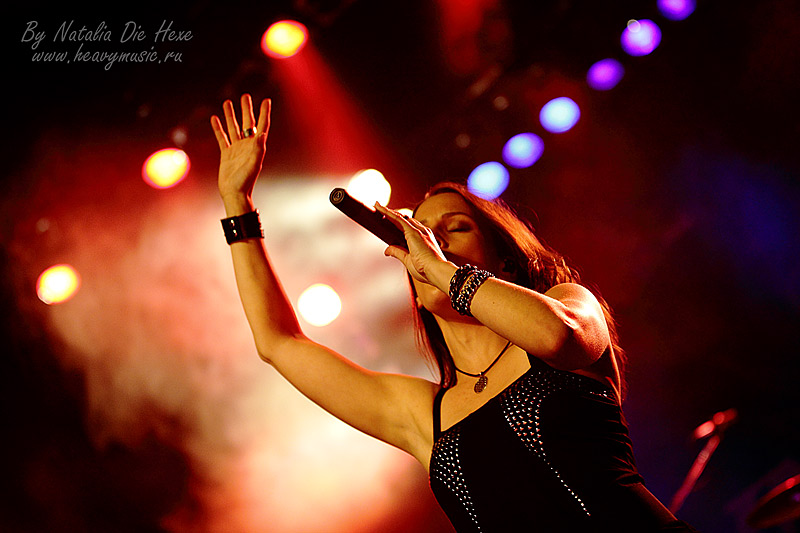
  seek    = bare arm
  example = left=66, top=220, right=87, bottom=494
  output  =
left=210, top=96, right=436, bottom=461
left=376, top=204, right=610, bottom=371
left=464, top=279, right=610, bottom=370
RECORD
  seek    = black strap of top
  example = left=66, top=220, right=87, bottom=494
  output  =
left=432, top=386, right=447, bottom=441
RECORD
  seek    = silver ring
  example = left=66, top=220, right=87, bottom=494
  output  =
left=243, top=127, right=257, bottom=138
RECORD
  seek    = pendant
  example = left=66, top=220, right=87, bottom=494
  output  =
left=474, top=375, right=488, bottom=393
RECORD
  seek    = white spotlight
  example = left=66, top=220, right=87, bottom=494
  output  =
left=346, top=169, right=391, bottom=207
left=297, top=284, right=342, bottom=327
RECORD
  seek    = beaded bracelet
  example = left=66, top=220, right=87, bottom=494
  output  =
left=221, top=210, right=264, bottom=244
left=449, top=264, right=474, bottom=303
left=449, top=264, right=494, bottom=316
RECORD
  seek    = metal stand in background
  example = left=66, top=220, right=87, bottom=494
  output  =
left=669, top=434, right=723, bottom=513
left=669, top=408, right=737, bottom=514
left=747, top=474, right=800, bottom=529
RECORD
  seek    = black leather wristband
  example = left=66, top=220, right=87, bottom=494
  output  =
left=221, top=210, right=264, bottom=244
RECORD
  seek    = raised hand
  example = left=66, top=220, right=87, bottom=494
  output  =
left=210, top=94, right=271, bottom=201
left=375, top=203, right=450, bottom=285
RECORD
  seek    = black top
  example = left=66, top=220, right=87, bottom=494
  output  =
left=429, top=353, right=697, bottom=532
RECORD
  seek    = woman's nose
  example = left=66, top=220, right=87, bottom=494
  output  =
left=434, top=232, right=447, bottom=249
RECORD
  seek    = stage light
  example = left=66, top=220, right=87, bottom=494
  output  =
left=621, top=19, right=662, bottom=56
left=492, top=95, right=510, bottom=111
left=142, top=148, right=190, bottom=189
left=467, top=162, right=509, bottom=200
left=297, top=284, right=342, bottom=327
left=170, top=126, right=188, bottom=147
left=262, top=20, right=308, bottom=59
left=587, top=58, right=625, bottom=90
left=37, top=264, right=81, bottom=305
left=502, top=133, right=544, bottom=169
left=346, top=169, right=391, bottom=207
left=539, top=97, right=581, bottom=133
left=658, top=0, right=696, bottom=21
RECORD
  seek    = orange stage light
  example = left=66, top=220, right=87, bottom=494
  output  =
left=142, top=148, right=190, bottom=189
left=262, top=20, right=308, bottom=59
left=37, top=264, right=81, bottom=305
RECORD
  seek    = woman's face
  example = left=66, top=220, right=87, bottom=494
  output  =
left=411, top=192, right=501, bottom=315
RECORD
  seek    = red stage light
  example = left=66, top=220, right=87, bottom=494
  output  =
left=37, top=264, right=81, bottom=305
left=142, top=148, right=190, bottom=189
left=262, top=20, right=308, bottom=59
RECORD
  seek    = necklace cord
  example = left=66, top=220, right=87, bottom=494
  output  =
left=453, top=340, right=513, bottom=378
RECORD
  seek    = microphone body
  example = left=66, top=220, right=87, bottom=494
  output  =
left=329, top=188, right=407, bottom=248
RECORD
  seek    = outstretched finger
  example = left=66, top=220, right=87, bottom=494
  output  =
left=223, top=100, right=241, bottom=141
left=240, top=94, right=256, bottom=131
left=256, top=98, right=272, bottom=139
left=210, top=115, right=230, bottom=150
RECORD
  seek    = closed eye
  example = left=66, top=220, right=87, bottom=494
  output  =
left=446, top=225, right=470, bottom=233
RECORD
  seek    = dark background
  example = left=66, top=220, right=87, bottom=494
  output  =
left=3, top=1, right=799, bottom=531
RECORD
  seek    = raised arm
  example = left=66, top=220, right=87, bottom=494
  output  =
left=210, top=96, right=437, bottom=463
left=375, top=204, right=610, bottom=372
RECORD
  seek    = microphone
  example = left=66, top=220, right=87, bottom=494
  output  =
left=329, top=188, right=407, bottom=248
left=692, top=408, right=738, bottom=440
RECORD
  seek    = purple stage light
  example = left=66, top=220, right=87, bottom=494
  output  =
left=587, top=58, right=625, bottom=90
left=467, top=162, right=509, bottom=200
left=502, top=133, right=544, bottom=169
left=539, top=97, right=581, bottom=134
left=657, top=0, right=696, bottom=21
left=621, top=19, right=662, bottom=57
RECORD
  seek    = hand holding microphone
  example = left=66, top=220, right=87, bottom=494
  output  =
left=330, top=188, right=452, bottom=287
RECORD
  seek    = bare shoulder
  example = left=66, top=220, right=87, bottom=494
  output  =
left=545, top=282, right=608, bottom=327
left=545, top=283, right=605, bottom=315
left=544, top=282, right=598, bottom=302
left=542, top=282, right=612, bottom=370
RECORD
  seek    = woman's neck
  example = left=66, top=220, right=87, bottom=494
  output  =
left=435, top=316, right=511, bottom=374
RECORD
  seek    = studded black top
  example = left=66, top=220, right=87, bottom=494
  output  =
left=429, top=353, right=696, bottom=532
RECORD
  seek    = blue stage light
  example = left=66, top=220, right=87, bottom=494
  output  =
left=539, top=97, right=581, bottom=134
left=621, top=19, right=662, bottom=57
left=467, top=162, right=510, bottom=200
left=587, top=58, right=625, bottom=91
left=502, top=133, right=544, bottom=169
left=658, top=0, right=695, bottom=21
